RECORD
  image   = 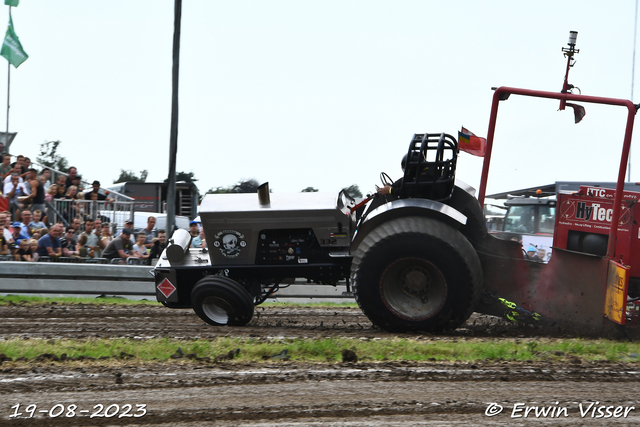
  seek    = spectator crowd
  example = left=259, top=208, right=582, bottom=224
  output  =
left=0, top=155, right=178, bottom=265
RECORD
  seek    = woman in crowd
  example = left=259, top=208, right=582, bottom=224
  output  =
left=45, top=184, right=57, bottom=203
left=61, top=185, right=79, bottom=221
left=65, top=185, right=79, bottom=199
left=38, top=168, right=52, bottom=192
left=101, top=223, right=113, bottom=247
left=54, top=182, right=66, bottom=199
left=132, top=231, right=149, bottom=261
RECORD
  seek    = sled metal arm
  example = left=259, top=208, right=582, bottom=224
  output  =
left=478, top=86, right=637, bottom=259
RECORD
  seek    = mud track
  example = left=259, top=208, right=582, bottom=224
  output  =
left=1, top=303, right=639, bottom=426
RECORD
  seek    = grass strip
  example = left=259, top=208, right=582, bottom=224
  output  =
left=1, top=337, right=639, bottom=364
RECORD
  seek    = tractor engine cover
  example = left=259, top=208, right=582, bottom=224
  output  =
left=199, top=191, right=353, bottom=265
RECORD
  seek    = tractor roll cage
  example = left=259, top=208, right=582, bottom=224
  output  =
left=477, top=87, right=638, bottom=259
left=400, top=132, right=458, bottom=202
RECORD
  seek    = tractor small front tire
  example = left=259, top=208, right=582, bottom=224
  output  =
left=191, top=276, right=254, bottom=326
left=352, top=216, right=482, bottom=333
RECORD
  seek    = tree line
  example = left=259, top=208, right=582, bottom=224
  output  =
left=36, top=140, right=362, bottom=198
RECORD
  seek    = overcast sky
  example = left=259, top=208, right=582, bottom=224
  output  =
left=2, top=0, right=640, bottom=200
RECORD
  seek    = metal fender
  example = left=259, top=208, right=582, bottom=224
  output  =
left=352, top=198, right=467, bottom=251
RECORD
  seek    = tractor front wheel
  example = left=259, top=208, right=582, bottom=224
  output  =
left=191, top=276, right=254, bottom=326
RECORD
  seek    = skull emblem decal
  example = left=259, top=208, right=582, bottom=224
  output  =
left=222, top=234, right=238, bottom=251
left=213, top=230, right=246, bottom=258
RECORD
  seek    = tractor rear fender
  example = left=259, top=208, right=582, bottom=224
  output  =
left=351, top=198, right=467, bottom=252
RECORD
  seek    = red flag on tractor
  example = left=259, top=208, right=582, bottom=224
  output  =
left=458, top=127, right=486, bottom=157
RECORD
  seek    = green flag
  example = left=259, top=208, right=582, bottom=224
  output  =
left=0, top=15, right=27, bottom=68
left=4, top=0, right=19, bottom=7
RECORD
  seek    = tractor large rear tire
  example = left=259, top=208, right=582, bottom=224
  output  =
left=352, top=216, right=482, bottom=332
left=191, top=276, right=254, bottom=326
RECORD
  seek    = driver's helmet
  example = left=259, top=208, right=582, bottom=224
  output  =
left=401, top=151, right=421, bottom=173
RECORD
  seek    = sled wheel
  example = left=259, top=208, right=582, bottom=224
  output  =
left=191, top=276, right=254, bottom=326
left=352, top=216, right=482, bottom=332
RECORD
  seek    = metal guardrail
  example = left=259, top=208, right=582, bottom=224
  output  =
left=0, top=262, right=353, bottom=299
left=48, top=199, right=135, bottom=228
left=0, top=261, right=155, bottom=296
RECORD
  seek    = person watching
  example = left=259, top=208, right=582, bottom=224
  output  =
left=16, top=238, right=33, bottom=261
left=22, top=169, right=45, bottom=215
left=30, top=209, right=46, bottom=230
left=65, top=166, right=79, bottom=190
left=0, top=221, right=8, bottom=256
left=60, top=226, right=80, bottom=257
left=143, top=216, right=157, bottom=249
left=189, top=221, right=202, bottom=248
left=80, top=219, right=104, bottom=256
left=132, top=231, right=149, bottom=260
left=101, top=228, right=134, bottom=263
left=0, top=153, right=11, bottom=180
left=88, top=180, right=114, bottom=204
left=77, top=233, right=94, bottom=258
left=28, top=238, right=39, bottom=261
left=39, top=168, right=52, bottom=192
left=146, top=229, right=167, bottom=265
left=100, top=222, right=113, bottom=247
left=10, top=221, right=26, bottom=245
left=36, top=223, right=63, bottom=259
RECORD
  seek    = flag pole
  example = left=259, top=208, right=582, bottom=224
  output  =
left=3, top=6, right=8, bottom=156
left=4, top=57, right=8, bottom=156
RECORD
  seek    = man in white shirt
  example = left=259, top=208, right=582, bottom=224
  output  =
left=4, top=173, right=27, bottom=219
left=3, top=165, right=24, bottom=187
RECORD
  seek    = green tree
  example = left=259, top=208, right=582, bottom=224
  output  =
left=204, top=186, right=231, bottom=195
left=36, top=140, right=69, bottom=172
left=164, top=171, right=198, bottom=183
left=202, top=179, right=261, bottom=200
left=114, top=169, right=148, bottom=183
left=342, top=184, right=362, bottom=198
left=301, top=187, right=319, bottom=192
left=231, top=179, right=260, bottom=193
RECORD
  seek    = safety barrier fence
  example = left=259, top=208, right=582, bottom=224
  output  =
left=0, top=262, right=352, bottom=300
left=0, top=261, right=155, bottom=296
left=47, top=199, right=135, bottom=228
left=0, top=256, right=149, bottom=265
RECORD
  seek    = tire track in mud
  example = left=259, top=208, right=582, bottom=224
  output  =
left=0, top=304, right=378, bottom=339
left=0, top=303, right=545, bottom=340
left=4, top=304, right=634, bottom=426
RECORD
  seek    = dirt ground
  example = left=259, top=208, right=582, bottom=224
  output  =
left=1, top=303, right=640, bottom=426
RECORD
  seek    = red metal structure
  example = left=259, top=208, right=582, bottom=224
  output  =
left=476, top=32, right=638, bottom=334
left=554, top=185, right=640, bottom=275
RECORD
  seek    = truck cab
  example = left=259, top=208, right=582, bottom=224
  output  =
left=491, top=197, right=556, bottom=262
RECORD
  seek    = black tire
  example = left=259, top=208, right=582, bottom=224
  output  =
left=191, top=276, right=254, bottom=326
left=352, top=216, right=482, bottom=332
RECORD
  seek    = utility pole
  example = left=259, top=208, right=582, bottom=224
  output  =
left=166, top=0, right=181, bottom=238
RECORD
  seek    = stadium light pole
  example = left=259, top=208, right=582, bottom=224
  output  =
left=166, top=0, right=181, bottom=239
